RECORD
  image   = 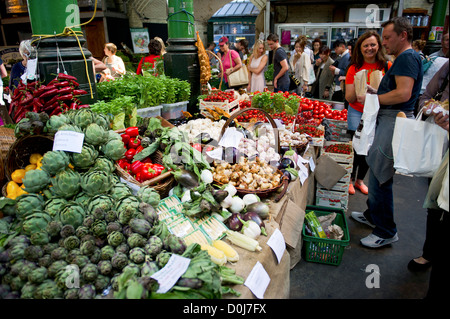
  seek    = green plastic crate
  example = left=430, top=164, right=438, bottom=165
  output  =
left=302, top=205, right=350, bottom=266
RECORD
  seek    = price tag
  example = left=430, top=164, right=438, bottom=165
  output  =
left=218, top=127, right=244, bottom=148
left=52, top=131, right=85, bottom=153
left=267, top=228, right=286, bottom=264
left=25, top=58, right=38, bottom=81
left=206, top=146, right=224, bottom=161
left=151, top=254, right=191, bottom=294
left=309, top=156, right=316, bottom=172
left=244, top=261, right=270, bottom=299
left=297, top=162, right=309, bottom=185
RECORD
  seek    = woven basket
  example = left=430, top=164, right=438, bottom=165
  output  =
left=5, top=135, right=54, bottom=182
left=0, top=127, right=16, bottom=181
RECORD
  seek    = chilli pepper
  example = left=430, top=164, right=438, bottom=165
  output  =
left=70, top=101, right=78, bottom=110
left=21, top=91, right=34, bottom=105
left=121, top=134, right=130, bottom=145
left=69, top=80, right=80, bottom=88
left=125, top=148, right=137, bottom=161
left=40, top=88, right=58, bottom=99
left=72, top=89, right=88, bottom=96
left=57, top=73, right=77, bottom=81
left=49, top=107, right=62, bottom=117
left=135, top=145, right=144, bottom=154
left=131, top=160, right=144, bottom=175
left=141, top=163, right=158, bottom=181
left=57, top=86, right=73, bottom=95
left=128, top=137, right=141, bottom=149
left=57, top=94, right=73, bottom=101
left=77, top=104, right=90, bottom=109
left=125, top=126, right=139, bottom=137
left=141, top=157, right=153, bottom=164
left=54, top=81, right=70, bottom=88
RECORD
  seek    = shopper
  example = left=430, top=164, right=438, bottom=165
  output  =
left=267, top=33, right=290, bottom=93
left=345, top=30, right=391, bottom=196
left=219, top=36, right=243, bottom=90
left=329, top=39, right=350, bottom=102
left=154, top=37, right=166, bottom=56
left=206, top=42, right=219, bottom=68
left=412, top=39, right=427, bottom=60
left=311, top=46, right=335, bottom=100
left=232, top=39, right=249, bottom=61
left=290, top=37, right=314, bottom=94
left=136, top=39, right=162, bottom=75
left=9, top=40, right=33, bottom=95
left=408, top=61, right=448, bottom=287
left=312, top=37, right=323, bottom=71
left=351, top=17, right=423, bottom=248
left=430, top=32, right=449, bottom=58
left=247, top=39, right=268, bottom=93
left=102, top=43, right=126, bottom=79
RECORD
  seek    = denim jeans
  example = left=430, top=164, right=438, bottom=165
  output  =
left=274, top=82, right=289, bottom=93
left=364, top=169, right=397, bottom=238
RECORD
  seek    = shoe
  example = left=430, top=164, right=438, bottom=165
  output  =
left=360, top=233, right=399, bottom=248
left=354, top=181, right=369, bottom=194
left=407, top=257, right=432, bottom=272
left=349, top=183, right=355, bottom=195
left=351, top=211, right=375, bottom=228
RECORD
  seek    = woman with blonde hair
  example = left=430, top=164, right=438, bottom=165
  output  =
left=154, top=37, right=166, bottom=56
left=412, top=39, right=426, bottom=60
left=247, top=39, right=268, bottom=92
left=102, top=43, right=126, bottom=79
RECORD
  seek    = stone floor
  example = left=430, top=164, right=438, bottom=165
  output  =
left=289, top=173, right=431, bottom=299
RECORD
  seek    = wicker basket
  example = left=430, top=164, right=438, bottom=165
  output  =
left=0, top=127, right=16, bottom=181
left=5, top=134, right=54, bottom=182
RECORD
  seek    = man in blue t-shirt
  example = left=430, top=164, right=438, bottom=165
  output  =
left=267, top=33, right=289, bottom=93
left=351, top=17, right=423, bottom=248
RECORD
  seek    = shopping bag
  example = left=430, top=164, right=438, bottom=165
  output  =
left=227, top=51, right=249, bottom=87
left=308, top=65, right=316, bottom=85
left=391, top=109, right=448, bottom=178
left=352, top=93, right=380, bottom=156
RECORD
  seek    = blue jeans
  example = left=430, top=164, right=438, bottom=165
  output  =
left=363, top=169, right=397, bottom=238
left=274, top=82, right=289, bottom=93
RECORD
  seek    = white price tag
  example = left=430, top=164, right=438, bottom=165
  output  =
left=218, top=127, right=244, bottom=148
left=309, top=156, right=316, bottom=172
left=206, top=146, right=224, bottom=161
left=267, top=228, right=286, bottom=264
left=52, top=131, right=85, bottom=153
left=244, top=261, right=270, bottom=299
left=25, top=58, right=38, bottom=80
left=151, top=254, right=191, bottom=294
left=297, top=162, right=309, bottom=185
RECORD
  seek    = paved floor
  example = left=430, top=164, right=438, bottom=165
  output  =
left=289, top=172, right=431, bottom=299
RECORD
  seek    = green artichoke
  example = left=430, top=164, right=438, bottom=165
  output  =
left=78, top=284, right=96, bottom=299
left=73, top=108, right=95, bottom=130
left=144, top=235, right=163, bottom=258
left=109, top=182, right=133, bottom=200
left=111, top=252, right=129, bottom=270
left=0, top=197, right=17, bottom=217
left=81, top=263, right=99, bottom=282
left=129, top=247, right=146, bottom=264
left=137, top=186, right=161, bottom=208
left=24, top=245, right=44, bottom=262
left=115, top=243, right=130, bottom=255
left=51, top=247, right=68, bottom=261
left=28, top=266, right=48, bottom=284
left=73, top=255, right=90, bottom=269
left=115, top=195, right=140, bottom=225
left=156, top=250, right=172, bottom=268
left=46, top=220, right=63, bottom=237
left=38, top=254, right=53, bottom=268
left=72, top=191, right=91, bottom=208
left=21, top=212, right=52, bottom=237
left=45, top=113, right=70, bottom=134
left=139, top=202, right=158, bottom=226
left=70, top=144, right=99, bottom=170
left=105, top=210, right=118, bottom=223
left=107, top=231, right=125, bottom=247
left=19, top=260, right=37, bottom=281
left=101, top=138, right=126, bottom=161
left=93, top=156, right=115, bottom=174
left=60, top=224, right=76, bottom=238
left=90, top=220, right=107, bottom=238
left=164, top=233, right=187, bottom=255
left=94, top=113, right=111, bottom=131
left=44, top=197, right=68, bottom=219
left=22, top=169, right=51, bottom=194
left=80, top=240, right=97, bottom=257
left=64, top=288, right=79, bottom=299
left=30, top=230, right=50, bottom=246
left=50, top=169, right=81, bottom=199
left=140, top=260, right=159, bottom=277
left=100, top=245, right=115, bottom=260
left=84, top=123, right=109, bottom=146
left=40, top=150, right=70, bottom=176
left=34, top=279, right=63, bottom=299
left=59, top=202, right=85, bottom=229
left=15, top=194, right=45, bottom=219
left=129, top=218, right=152, bottom=237
left=106, top=221, right=122, bottom=235
left=64, top=235, right=81, bottom=250
left=87, top=194, right=115, bottom=215
left=10, top=276, right=26, bottom=292
left=21, top=282, right=37, bottom=299
left=97, top=260, right=113, bottom=276
left=94, top=274, right=110, bottom=292
left=127, top=233, right=146, bottom=249
left=75, top=225, right=90, bottom=239
left=107, top=130, right=122, bottom=142
left=66, top=249, right=82, bottom=264
left=58, top=123, right=83, bottom=133
left=47, top=260, right=68, bottom=278
left=80, top=170, right=113, bottom=196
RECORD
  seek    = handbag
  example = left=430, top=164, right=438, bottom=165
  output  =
left=352, top=93, right=380, bottom=156
left=391, top=108, right=448, bottom=178
left=227, top=51, right=248, bottom=87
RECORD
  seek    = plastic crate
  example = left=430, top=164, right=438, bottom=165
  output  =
left=161, top=101, right=188, bottom=120
left=137, top=105, right=163, bottom=118
left=302, top=205, right=350, bottom=266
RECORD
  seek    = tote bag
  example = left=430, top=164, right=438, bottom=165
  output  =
left=391, top=109, right=448, bottom=178
left=227, top=51, right=249, bottom=87
left=352, top=93, right=380, bottom=156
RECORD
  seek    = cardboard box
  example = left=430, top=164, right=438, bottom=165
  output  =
left=321, top=141, right=354, bottom=163
left=317, top=180, right=350, bottom=192
left=315, top=188, right=349, bottom=210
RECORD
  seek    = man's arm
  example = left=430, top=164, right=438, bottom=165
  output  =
left=378, top=75, right=415, bottom=106
left=275, top=59, right=289, bottom=81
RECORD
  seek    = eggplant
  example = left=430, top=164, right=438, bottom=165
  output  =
left=227, top=213, right=243, bottom=231
left=281, top=169, right=292, bottom=182
left=245, top=202, right=270, bottom=219
left=279, top=157, right=295, bottom=169
left=173, top=169, right=199, bottom=189
left=212, top=189, right=229, bottom=203
left=243, top=212, right=267, bottom=236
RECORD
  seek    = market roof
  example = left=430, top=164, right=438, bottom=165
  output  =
left=211, top=0, right=260, bottom=19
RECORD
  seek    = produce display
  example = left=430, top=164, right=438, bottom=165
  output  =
left=195, top=31, right=211, bottom=85
left=323, top=143, right=352, bottom=155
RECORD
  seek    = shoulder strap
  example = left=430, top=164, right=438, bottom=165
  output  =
left=434, top=69, right=449, bottom=101
left=272, top=47, right=279, bottom=65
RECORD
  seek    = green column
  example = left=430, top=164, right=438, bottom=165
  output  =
left=167, top=0, right=195, bottom=39
left=428, top=0, right=448, bottom=42
left=27, top=0, right=81, bottom=35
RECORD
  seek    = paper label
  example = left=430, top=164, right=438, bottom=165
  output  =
left=25, top=58, right=38, bottom=81
left=218, top=127, right=244, bottom=148
left=267, top=228, right=286, bottom=264
left=244, top=261, right=270, bottom=299
left=298, top=162, right=309, bottom=185
left=151, top=254, right=191, bottom=294
left=206, top=146, right=224, bottom=161
left=309, top=156, right=316, bottom=172
left=119, top=177, right=140, bottom=195
left=52, top=131, right=85, bottom=153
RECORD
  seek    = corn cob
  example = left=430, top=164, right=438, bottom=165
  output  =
left=213, top=240, right=239, bottom=262
left=225, top=230, right=262, bottom=252
left=201, top=244, right=227, bottom=265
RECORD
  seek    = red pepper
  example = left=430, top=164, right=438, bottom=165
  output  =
left=125, top=126, right=139, bottom=137
left=49, top=106, right=62, bottom=117
left=77, top=104, right=90, bottom=109
left=141, top=157, right=153, bottom=164
left=70, top=101, right=78, bottom=110
left=44, top=95, right=59, bottom=108
left=57, top=94, right=73, bottom=101
left=131, top=160, right=144, bottom=175
left=117, top=158, right=128, bottom=168
left=72, top=89, right=88, bottom=96
left=8, top=100, right=17, bottom=115
left=57, top=86, right=73, bottom=95
left=125, top=148, right=137, bottom=161
left=32, top=98, right=42, bottom=113
left=192, top=143, right=202, bottom=152
left=21, top=91, right=34, bottom=105
left=121, top=134, right=130, bottom=145
left=141, top=163, right=158, bottom=181
left=54, top=81, right=70, bottom=88
left=70, top=80, right=80, bottom=88
left=135, top=172, right=143, bottom=183
left=135, top=145, right=144, bottom=154
left=57, top=73, right=78, bottom=81
left=40, top=88, right=59, bottom=99
left=128, top=137, right=141, bottom=149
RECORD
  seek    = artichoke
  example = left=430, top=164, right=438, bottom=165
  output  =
left=94, top=274, right=110, bottom=293
left=46, top=220, right=63, bottom=238
left=22, top=212, right=52, bottom=237
left=10, top=276, right=26, bottom=292
left=140, top=260, right=159, bottom=277
left=45, top=113, right=70, bottom=134
left=21, top=282, right=37, bottom=299
left=57, top=123, right=82, bottom=133
left=64, top=288, right=79, bottom=299
left=38, top=254, right=53, bottom=268
left=137, top=186, right=161, bottom=208
left=44, top=197, right=68, bottom=219
left=73, top=108, right=95, bottom=130
left=164, top=233, right=187, bottom=255
left=78, top=284, right=96, bottom=299
left=64, top=235, right=81, bottom=250
left=107, top=130, right=122, bottom=142
left=82, top=215, right=95, bottom=228
left=127, top=233, right=146, bottom=249
left=102, top=138, right=126, bottom=161
left=93, top=156, right=115, bottom=174
left=129, top=247, right=146, bottom=264
left=115, top=195, right=140, bottom=225
left=91, top=248, right=102, bottom=264
left=24, top=245, right=44, bottom=262
left=100, top=245, right=115, bottom=260
left=115, top=243, right=130, bottom=255
left=139, top=202, right=158, bottom=226
left=129, top=218, right=152, bottom=237
left=80, top=170, right=113, bottom=196
left=94, top=113, right=111, bottom=131
left=109, top=182, right=133, bottom=200
left=10, top=259, right=27, bottom=276
left=28, top=266, right=48, bottom=284
left=22, top=169, right=51, bottom=193
left=30, top=230, right=50, bottom=246
left=104, top=210, right=118, bottom=223
left=19, top=260, right=37, bottom=281
left=15, top=194, right=45, bottom=219
left=73, top=255, right=90, bottom=269
left=50, top=169, right=81, bottom=199
left=34, top=279, right=63, bottom=299
left=66, top=249, right=82, bottom=264
left=107, top=231, right=125, bottom=247
left=87, top=194, right=115, bottom=215
left=60, top=224, right=76, bottom=238
left=0, top=197, right=17, bottom=217
left=97, top=260, right=113, bottom=276
left=40, top=150, right=70, bottom=176
left=144, top=235, right=163, bottom=258
left=71, top=144, right=99, bottom=170
left=84, top=123, right=109, bottom=146
left=47, top=260, right=68, bottom=278
left=80, top=240, right=97, bottom=256
left=59, top=202, right=85, bottom=229
left=75, top=226, right=90, bottom=239
left=81, top=263, right=99, bottom=282
left=106, top=221, right=122, bottom=235
left=111, top=252, right=129, bottom=270
left=90, top=220, right=107, bottom=238
left=156, top=250, right=172, bottom=268
left=72, top=191, right=91, bottom=208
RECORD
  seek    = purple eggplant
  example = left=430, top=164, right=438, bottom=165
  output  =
left=243, top=212, right=267, bottom=236
left=227, top=213, right=243, bottom=231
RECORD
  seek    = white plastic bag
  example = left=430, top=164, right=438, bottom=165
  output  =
left=352, top=93, right=380, bottom=156
left=392, top=110, right=448, bottom=178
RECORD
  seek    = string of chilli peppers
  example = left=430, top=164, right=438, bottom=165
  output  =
left=8, top=73, right=88, bottom=123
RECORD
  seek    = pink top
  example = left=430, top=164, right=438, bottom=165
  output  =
left=221, top=50, right=240, bottom=83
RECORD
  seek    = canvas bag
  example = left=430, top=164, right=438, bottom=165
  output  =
left=352, top=93, right=380, bottom=156
left=391, top=109, right=448, bottom=178
left=227, top=50, right=248, bottom=87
